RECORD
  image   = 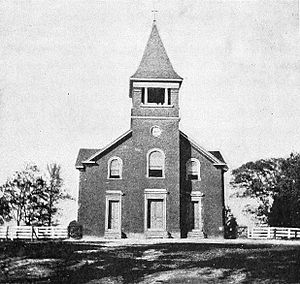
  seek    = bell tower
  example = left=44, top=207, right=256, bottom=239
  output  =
left=129, top=20, right=183, bottom=127
left=129, top=21, right=183, bottom=238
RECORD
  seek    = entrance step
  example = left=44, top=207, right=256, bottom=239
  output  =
left=145, top=230, right=169, bottom=239
left=104, top=230, right=121, bottom=239
left=187, top=229, right=205, bottom=238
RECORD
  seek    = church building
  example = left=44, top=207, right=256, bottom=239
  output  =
left=75, top=21, right=228, bottom=239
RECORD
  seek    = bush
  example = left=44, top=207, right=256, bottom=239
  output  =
left=225, top=215, right=238, bottom=239
left=68, top=220, right=83, bottom=239
left=224, top=207, right=238, bottom=239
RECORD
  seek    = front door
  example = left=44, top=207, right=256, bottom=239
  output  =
left=147, top=199, right=164, bottom=230
left=108, top=200, right=120, bottom=230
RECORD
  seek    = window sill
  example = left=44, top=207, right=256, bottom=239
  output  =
left=141, top=104, right=174, bottom=108
left=147, top=177, right=165, bottom=179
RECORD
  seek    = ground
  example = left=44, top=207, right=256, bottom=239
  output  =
left=1, top=239, right=300, bottom=283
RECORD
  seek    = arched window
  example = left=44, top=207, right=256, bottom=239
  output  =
left=108, top=157, right=122, bottom=179
left=148, top=149, right=165, bottom=178
left=186, top=158, right=200, bottom=180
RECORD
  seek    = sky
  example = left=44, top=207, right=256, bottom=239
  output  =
left=0, top=0, right=299, bottom=225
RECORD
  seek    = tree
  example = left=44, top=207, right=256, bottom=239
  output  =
left=230, top=158, right=284, bottom=224
left=268, top=153, right=300, bottom=227
left=0, top=186, right=12, bottom=224
left=0, top=163, right=71, bottom=226
left=1, top=164, right=47, bottom=225
left=231, top=153, right=300, bottom=227
left=44, top=163, right=71, bottom=226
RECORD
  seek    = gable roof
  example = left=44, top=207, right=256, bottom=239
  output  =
left=130, top=21, right=182, bottom=81
left=75, top=130, right=133, bottom=169
left=76, top=130, right=227, bottom=171
left=180, top=130, right=228, bottom=171
left=209, top=151, right=226, bottom=164
left=75, top=148, right=100, bottom=169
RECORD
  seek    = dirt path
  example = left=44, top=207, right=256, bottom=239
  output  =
left=1, top=240, right=300, bottom=283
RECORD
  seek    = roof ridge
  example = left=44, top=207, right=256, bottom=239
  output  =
left=83, top=130, right=133, bottom=163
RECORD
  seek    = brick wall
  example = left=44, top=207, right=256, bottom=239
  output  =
left=180, top=134, right=225, bottom=238
left=131, top=117, right=181, bottom=237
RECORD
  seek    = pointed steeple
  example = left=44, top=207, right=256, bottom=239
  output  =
left=131, top=21, right=182, bottom=80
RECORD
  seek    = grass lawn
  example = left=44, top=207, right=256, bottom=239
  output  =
left=0, top=240, right=300, bottom=283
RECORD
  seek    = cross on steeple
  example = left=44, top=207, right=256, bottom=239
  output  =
left=151, top=9, right=158, bottom=21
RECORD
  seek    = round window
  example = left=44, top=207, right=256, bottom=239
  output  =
left=151, top=126, right=162, bottom=137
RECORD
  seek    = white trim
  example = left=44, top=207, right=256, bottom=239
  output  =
left=190, top=191, right=203, bottom=233
left=140, top=104, right=174, bottom=108
left=105, top=190, right=122, bottom=238
left=144, top=189, right=167, bottom=233
left=145, top=87, right=148, bottom=103
left=85, top=130, right=132, bottom=163
left=81, top=161, right=97, bottom=164
left=131, top=116, right=180, bottom=120
left=133, top=82, right=180, bottom=88
left=144, top=188, right=167, bottom=194
left=107, top=156, right=123, bottom=179
left=164, top=88, right=168, bottom=103
left=130, top=78, right=182, bottom=82
left=146, top=148, right=165, bottom=178
left=75, top=165, right=84, bottom=169
left=186, top=158, right=201, bottom=181
left=190, top=191, right=204, bottom=197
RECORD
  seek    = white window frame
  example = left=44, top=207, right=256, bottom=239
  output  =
left=107, top=156, right=123, bottom=179
left=186, top=158, right=201, bottom=181
left=147, top=148, right=165, bottom=178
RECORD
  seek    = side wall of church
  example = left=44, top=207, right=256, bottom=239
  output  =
left=78, top=137, right=135, bottom=237
left=180, top=135, right=225, bottom=238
